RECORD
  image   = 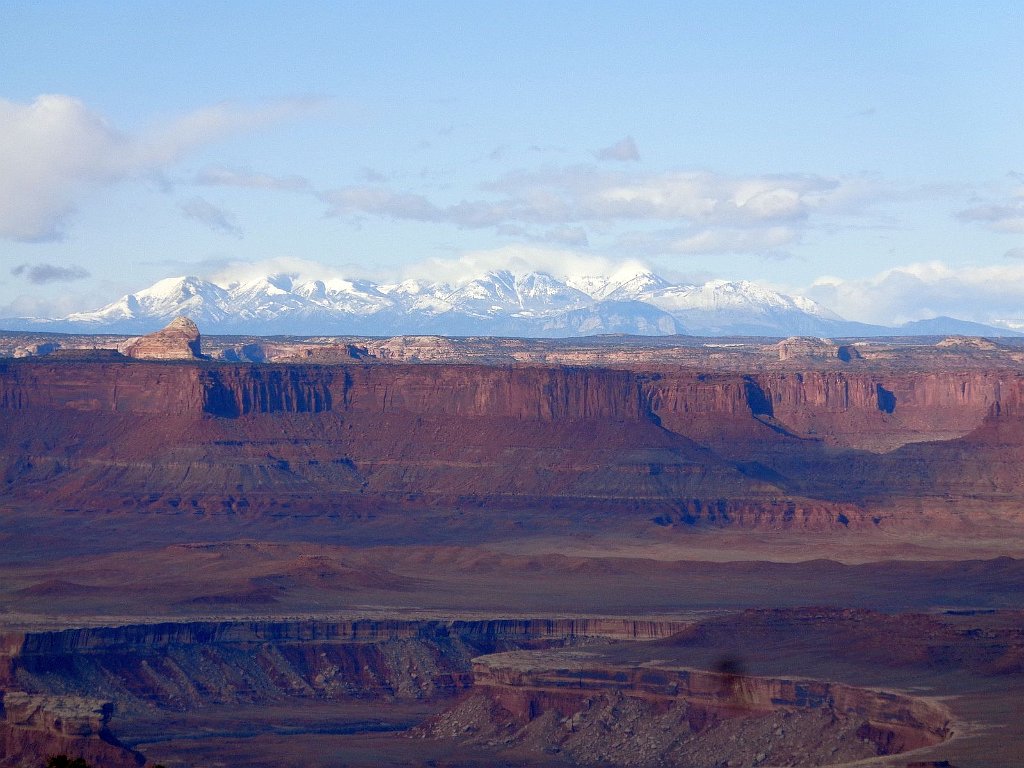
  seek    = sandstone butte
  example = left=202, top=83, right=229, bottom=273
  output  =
left=118, top=316, right=203, bottom=361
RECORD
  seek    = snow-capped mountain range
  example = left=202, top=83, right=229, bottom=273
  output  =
left=3, top=266, right=1019, bottom=338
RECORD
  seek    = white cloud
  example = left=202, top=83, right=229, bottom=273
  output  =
left=202, top=256, right=358, bottom=288
left=541, top=225, right=590, bottom=246
left=0, top=94, right=315, bottom=241
left=805, top=261, right=1024, bottom=326
left=321, top=186, right=440, bottom=221
left=578, top=171, right=856, bottom=224
left=595, top=136, right=640, bottom=162
left=955, top=178, right=1024, bottom=234
left=0, top=95, right=122, bottom=240
left=322, top=165, right=882, bottom=256
left=185, top=249, right=636, bottom=290
left=133, top=99, right=319, bottom=168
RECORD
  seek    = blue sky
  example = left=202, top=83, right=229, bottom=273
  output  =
left=2, top=1, right=1024, bottom=325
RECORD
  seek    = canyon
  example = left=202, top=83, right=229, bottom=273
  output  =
left=1, top=327, right=1023, bottom=766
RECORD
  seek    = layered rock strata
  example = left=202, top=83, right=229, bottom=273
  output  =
left=414, top=650, right=953, bottom=767
left=3, top=359, right=1024, bottom=523
left=119, top=316, right=202, bottom=361
left=0, top=619, right=690, bottom=714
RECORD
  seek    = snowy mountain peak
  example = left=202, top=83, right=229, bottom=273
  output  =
left=567, top=264, right=671, bottom=301
left=30, top=264, right=929, bottom=337
left=65, top=276, right=231, bottom=325
left=294, top=280, right=327, bottom=301
left=141, top=275, right=211, bottom=301
left=380, top=279, right=430, bottom=295
left=234, top=274, right=294, bottom=295
left=605, top=270, right=672, bottom=300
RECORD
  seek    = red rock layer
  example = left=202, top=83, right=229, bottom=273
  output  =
left=4, top=360, right=1024, bottom=523
left=472, top=652, right=952, bottom=756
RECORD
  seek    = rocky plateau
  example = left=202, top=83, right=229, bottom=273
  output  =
left=1, top=323, right=1023, bottom=767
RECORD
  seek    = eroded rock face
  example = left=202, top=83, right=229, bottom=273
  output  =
left=2, top=611, right=1010, bottom=767
left=774, top=336, right=840, bottom=361
left=0, top=691, right=142, bottom=768
left=0, top=360, right=1017, bottom=522
left=1, top=692, right=109, bottom=737
left=5, top=358, right=1024, bottom=524
left=10, top=342, right=61, bottom=359
left=413, top=651, right=953, bottom=767
left=119, top=316, right=202, bottom=360
left=0, top=619, right=692, bottom=716
left=424, top=692, right=887, bottom=767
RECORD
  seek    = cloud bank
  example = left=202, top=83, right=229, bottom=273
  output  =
left=0, top=94, right=315, bottom=241
left=198, top=247, right=647, bottom=289
left=806, top=261, right=1024, bottom=327
left=321, top=166, right=880, bottom=255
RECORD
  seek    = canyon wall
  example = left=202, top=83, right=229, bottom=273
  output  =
left=0, top=361, right=203, bottom=415
left=3, top=359, right=1019, bottom=444
left=2, top=617, right=690, bottom=659
left=0, top=619, right=691, bottom=718
left=4, top=359, right=1024, bottom=521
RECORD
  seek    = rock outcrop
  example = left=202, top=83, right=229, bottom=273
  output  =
left=0, top=692, right=143, bottom=768
left=119, top=316, right=202, bottom=360
left=935, top=335, right=1001, bottom=350
left=413, top=650, right=952, bottom=767
left=2, top=610, right=1014, bottom=767
left=774, top=336, right=839, bottom=361
left=0, top=618, right=691, bottom=722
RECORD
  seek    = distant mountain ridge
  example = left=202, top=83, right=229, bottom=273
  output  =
left=2, top=266, right=1019, bottom=338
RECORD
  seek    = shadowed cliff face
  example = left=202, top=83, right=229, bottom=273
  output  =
left=3, top=360, right=1024, bottom=523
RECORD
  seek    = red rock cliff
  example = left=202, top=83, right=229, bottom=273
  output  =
left=4, top=360, right=1024, bottom=520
